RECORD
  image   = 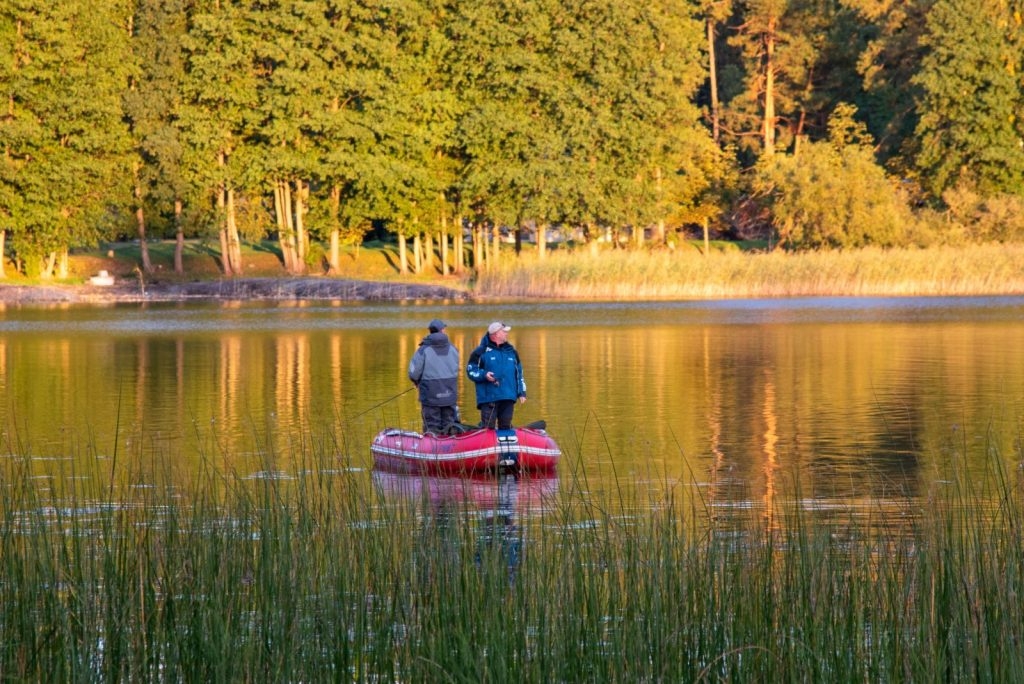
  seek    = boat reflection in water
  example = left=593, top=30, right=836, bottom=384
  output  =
left=372, top=469, right=559, bottom=583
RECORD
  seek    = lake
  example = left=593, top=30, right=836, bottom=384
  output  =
left=3, top=296, right=1023, bottom=525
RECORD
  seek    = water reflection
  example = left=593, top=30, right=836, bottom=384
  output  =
left=373, top=470, right=559, bottom=582
left=2, top=299, right=1024, bottom=524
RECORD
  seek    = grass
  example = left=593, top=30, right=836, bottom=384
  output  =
left=12, top=239, right=1023, bottom=298
left=3, top=427, right=1024, bottom=681
left=472, top=242, right=1024, bottom=298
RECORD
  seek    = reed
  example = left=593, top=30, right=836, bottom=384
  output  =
left=2, top=435, right=1024, bottom=681
left=471, top=243, right=1024, bottom=298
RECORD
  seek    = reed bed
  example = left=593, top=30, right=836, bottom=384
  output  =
left=472, top=243, right=1024, bottom=299
left=2, top=440, right=1024, bottom=681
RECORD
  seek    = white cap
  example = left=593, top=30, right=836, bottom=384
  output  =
left=487, top=321, right=511, bottom=334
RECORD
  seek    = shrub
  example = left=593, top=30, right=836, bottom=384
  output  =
left=753, top=141, right=914, bottom=250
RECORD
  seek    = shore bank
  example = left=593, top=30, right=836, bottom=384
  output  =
left=0, top=277, right=469, bottom=305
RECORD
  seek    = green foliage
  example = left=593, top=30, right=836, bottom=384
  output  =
left=840, top=0, right=930, bottom=172
left=0, top=0, right=134, bottom=273
left=4, top=0, right=1024, bottom=274
left=913, top=0, right=1024, bottom=196
left=450, top=0, right=711, bottom=232
left=753, top=106, right=912, bottom=249
left=127, top=0, right=191, bottom=237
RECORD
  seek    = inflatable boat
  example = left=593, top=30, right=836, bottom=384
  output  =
left=371, top=424, right=561, bottom=474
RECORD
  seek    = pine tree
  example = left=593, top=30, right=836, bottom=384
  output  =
left=914, top=0, right=1024, bottom=196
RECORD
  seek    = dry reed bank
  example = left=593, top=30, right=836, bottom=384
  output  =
left=472, top=243, right=1024, bottom=299
left=4, top=242, right=1022, bottom=303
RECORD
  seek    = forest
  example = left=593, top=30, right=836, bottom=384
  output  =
left=1, top=0, right=1023, bottom=279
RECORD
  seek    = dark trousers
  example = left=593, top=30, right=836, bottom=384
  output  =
left=479, top=400, right=515, bottom=429
left=421, top=405, right=457, bottom=434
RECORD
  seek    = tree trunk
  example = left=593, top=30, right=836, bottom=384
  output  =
left=472, top=223, right=483, bottom=271
left=537, top=223, right=547, bottom=259
left=225, top=187, right=243, bottom=275
left=0, top=230, right=6, bottom=278
left=440, top=215, right=449, bottom=276
left=398, top=232, right=408, bottom=274
left=703, top=216, right=711, bottom=255
left=217, top=176, right=233, bottom=276
left=218, top=228, right=231, bottom=276
left=424, top=231, right=434, bottom=273
left=654, top=166, right=666, bottom=244
left=294, top=179, right=307, bottom=273
left=413, top=233, right=423, bottom=274
left=329, top=229, right=340, bottom=274
left=134, top=165, right=153, bottom=273
left=328, top=184, right=341, bottom=273
left=453, top=215, right=463, bottom=275
left=490, top=224, right=500, bottom=267
left=42, top=252, right=55, bottom=279
left=708, top=16, right=721, bottom=145
left=763, top=16, right=777, bottom=157
left=274, top=182, right=291, bottom=272
left=277, top=180, right=298, bottom=274
left=174, top=199, right=184, bottom=274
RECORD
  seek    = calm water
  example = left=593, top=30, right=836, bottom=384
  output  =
left=3, top=296, right=1024, bottom=521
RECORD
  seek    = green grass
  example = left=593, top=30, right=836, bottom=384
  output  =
left=3, top=428, right=1024, bottom=681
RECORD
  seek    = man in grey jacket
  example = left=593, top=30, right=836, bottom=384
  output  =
left=408, top=318, right=460, bottom=434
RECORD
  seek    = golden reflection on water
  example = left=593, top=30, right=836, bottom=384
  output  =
left=2, top=303, right=1024, bottom=531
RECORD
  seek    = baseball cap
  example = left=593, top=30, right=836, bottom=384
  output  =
left=428, top=318, right=447, bottom=332
left=487, top=321, right=511, bottom=334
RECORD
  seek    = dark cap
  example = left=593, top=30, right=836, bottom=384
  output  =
left=428, top=318, right=447, bottom=333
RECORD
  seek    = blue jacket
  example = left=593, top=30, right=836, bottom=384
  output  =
left=466, top=333, right=526, bottom=406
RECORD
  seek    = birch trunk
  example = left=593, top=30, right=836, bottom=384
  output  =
left=328, top=184, right=341, bottom=274
left=134, top=164, right=153, bottom=273
left=225, top=187, right=243, bottom=275
left=174, top=199, right=184, bottom=274
left=294, top=179, right=307, bottom=273
left=398, top=233, right=408, bottom=274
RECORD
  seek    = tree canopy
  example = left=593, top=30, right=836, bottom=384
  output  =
left=2, top=0, right=1023, bottom=277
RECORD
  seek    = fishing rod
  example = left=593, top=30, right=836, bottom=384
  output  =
left=348, top=386, right=415, bottom=421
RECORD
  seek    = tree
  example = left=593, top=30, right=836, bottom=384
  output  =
left=913, top=0, right=1024, bottom=197
left=723, top=0, right=847, bottom=160
left=127, top=0, right=192, bottom=275
left=702, top=0, right=735, bottom=145
left=180, top=0, right=261, bottom=276
left=448, top=0, right=713, bottom=257
left=0, top=0, right=134, bottom=278
left=753, top=103, right=911, bottom=249
left=840, top=0, right=933, bottom=171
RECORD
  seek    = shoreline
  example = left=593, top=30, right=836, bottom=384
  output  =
left=0, top=277, right=471, bottom=304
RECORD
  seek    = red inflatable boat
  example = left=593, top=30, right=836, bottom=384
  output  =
left=371, top=425, right=561, bottom=474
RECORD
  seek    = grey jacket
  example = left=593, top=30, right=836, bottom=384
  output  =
left=408, top=332, right=460, bottom=407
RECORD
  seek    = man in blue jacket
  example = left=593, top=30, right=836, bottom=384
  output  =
left=466, top=321, right=527, bottom=429
left=408, top=319, right=460, bottom=434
